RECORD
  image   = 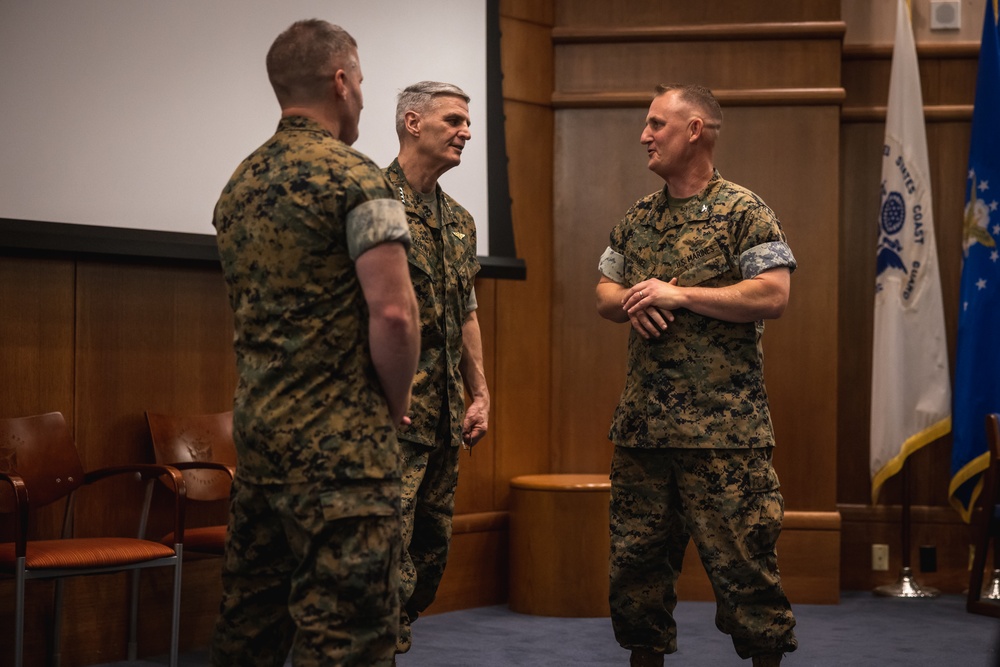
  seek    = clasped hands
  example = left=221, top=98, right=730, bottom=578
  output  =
left=621, top=277, right=680, bottom=340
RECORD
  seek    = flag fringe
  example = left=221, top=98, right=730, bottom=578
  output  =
left=871, top=417, right=951, bottom=505
left=948, top=451, right=991, bottom=523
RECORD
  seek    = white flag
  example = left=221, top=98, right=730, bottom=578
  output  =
left=870, top=0, right=952, bottom=504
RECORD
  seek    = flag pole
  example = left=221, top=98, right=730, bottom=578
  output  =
left=874, top=457, right=940, bottom=597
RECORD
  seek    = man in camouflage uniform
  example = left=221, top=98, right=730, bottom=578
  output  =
left=211, top=20, right=420, bottom=667
left=596, top=84, right=798, bottom=667
left=383, top=81, right=489, bottom=657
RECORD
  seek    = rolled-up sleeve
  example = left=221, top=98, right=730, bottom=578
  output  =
left=346, top=199, right=410, bottom=261
left=739, top=241, right=796, bottom=279
left=598, top=246, right=626, bottom=283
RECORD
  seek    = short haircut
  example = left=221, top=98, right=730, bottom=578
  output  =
left=395, top=81, right=470, bottom=138
left=654, top=83, right=723, bottom=131
left=266, top=19, right=357, bottom=107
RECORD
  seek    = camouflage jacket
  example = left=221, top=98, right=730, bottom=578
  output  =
left=214, top=116, right=410, bottom=483
left=384, top=159, right=480, bottom=448
left=599, top=171, right=796, bottom=449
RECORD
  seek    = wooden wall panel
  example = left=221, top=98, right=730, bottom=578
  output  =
left=501, top=0, right=554, bottom=25
left=556, top=40, right=842, bottom=93
left=552, top=108, right=660, bottom=474
left=556, top=0, right=841, bottom=27
left=715, top=106, right=841, bottom=511
left=0, top=257, right=75, bottom=420
left=74, top=262, right=235, bottom=534
left=454, top=277, right=497, bottom=516
left=493, top=99, right=555, bottom=496
left=500, top=16, right=554, bottom=105
left=838, top=121, right=882, bottom=508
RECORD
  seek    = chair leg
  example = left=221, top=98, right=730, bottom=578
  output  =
left=52, top=577, right=65, bottom=667
left=969, top=540, right=988, bottom=609
left=170, top=547, right=183, bottom=667
left=128, top=568, right=140, bottom=661
left=15, top=557, right=25, bottom=667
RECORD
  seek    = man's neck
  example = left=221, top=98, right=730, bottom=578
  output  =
left=280, top=107, right=342, bottom=141
left=663, top=160, right=715, bottom=199
left=396, top=151, right=446, bottom=194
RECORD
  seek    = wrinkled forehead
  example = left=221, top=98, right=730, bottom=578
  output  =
left=430, top=94, right=471, bottom=121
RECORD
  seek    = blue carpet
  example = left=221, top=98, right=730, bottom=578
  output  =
left=102, top=592, right=1000, bottom=666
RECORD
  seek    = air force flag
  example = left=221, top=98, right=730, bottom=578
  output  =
left=950, top=0, right=1000, bottom=522
left=870, top=0, right=952, bottom=504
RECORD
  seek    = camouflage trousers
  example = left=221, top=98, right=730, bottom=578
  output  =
left=211, top=477, right=401, bottom=667
left=609, top=446, right=797, bottom=660
left=395, top=438, right=460, bottom=654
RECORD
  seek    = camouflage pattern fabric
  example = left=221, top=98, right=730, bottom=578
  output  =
left=384, top=159, right=480, bottom=450
left=600, top=170, right=796, bottom=450
left=211, top=115, right=409, bottom=665
left=211, top=478, right=401, bottom=667
left=383, top=159, right=478, bottom=654
left=609, top=446, right=797, bottom=659
left=395, top=433, right=460, bottom=653
left=214, top=115, right=410, bottom=485
left=600, top=171, right=797, bottom=659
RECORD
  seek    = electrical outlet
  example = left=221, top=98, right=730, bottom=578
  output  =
left=872, top=544, right=890, bottom=571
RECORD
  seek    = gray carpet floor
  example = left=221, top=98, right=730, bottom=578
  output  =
left=102, top=591, right=1000, bottom=666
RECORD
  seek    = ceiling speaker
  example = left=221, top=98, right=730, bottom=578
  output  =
left=930, top=0, right=961, bottom=30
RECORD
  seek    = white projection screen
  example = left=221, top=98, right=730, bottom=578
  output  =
left=0, top=0, right=522, bottom=275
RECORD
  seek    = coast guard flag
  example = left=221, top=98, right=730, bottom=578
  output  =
left=870, top=0, right=952, bottom=505
left=950, top=0, right=1000, bottom=522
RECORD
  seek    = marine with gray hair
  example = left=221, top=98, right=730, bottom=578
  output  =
left=383, top=80, right=490, bottom=661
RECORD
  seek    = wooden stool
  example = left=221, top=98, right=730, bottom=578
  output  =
left=508, top=474, right=611, bottom=617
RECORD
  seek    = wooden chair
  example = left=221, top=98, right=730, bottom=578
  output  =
left=143, top=410, right=235, bottom=556
left=968, top=412, right=1000, bottom=616
left=0, top=411, right=185, bottom=667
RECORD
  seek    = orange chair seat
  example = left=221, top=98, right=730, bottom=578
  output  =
left=0, top=537, right=176, bottom=571
left=161, top=525, right=226, bottom=555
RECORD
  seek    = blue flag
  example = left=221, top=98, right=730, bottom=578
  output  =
left=950, top=0, right=1000, bottom=522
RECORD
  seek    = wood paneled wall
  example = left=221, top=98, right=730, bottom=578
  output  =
left=551, top=0, right=844, bottom=603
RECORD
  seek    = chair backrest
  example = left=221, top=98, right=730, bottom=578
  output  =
left=145, top=410, right=236, bottom=502
left=984, top=414, right=1000, bottom=526
left=0, top=412, right=84, bottom=512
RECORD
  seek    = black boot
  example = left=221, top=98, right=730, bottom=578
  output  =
left=630, top=649, right=664, bottom=667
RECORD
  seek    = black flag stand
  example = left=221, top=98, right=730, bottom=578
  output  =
left=874, top=457, right=940, bottom=597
